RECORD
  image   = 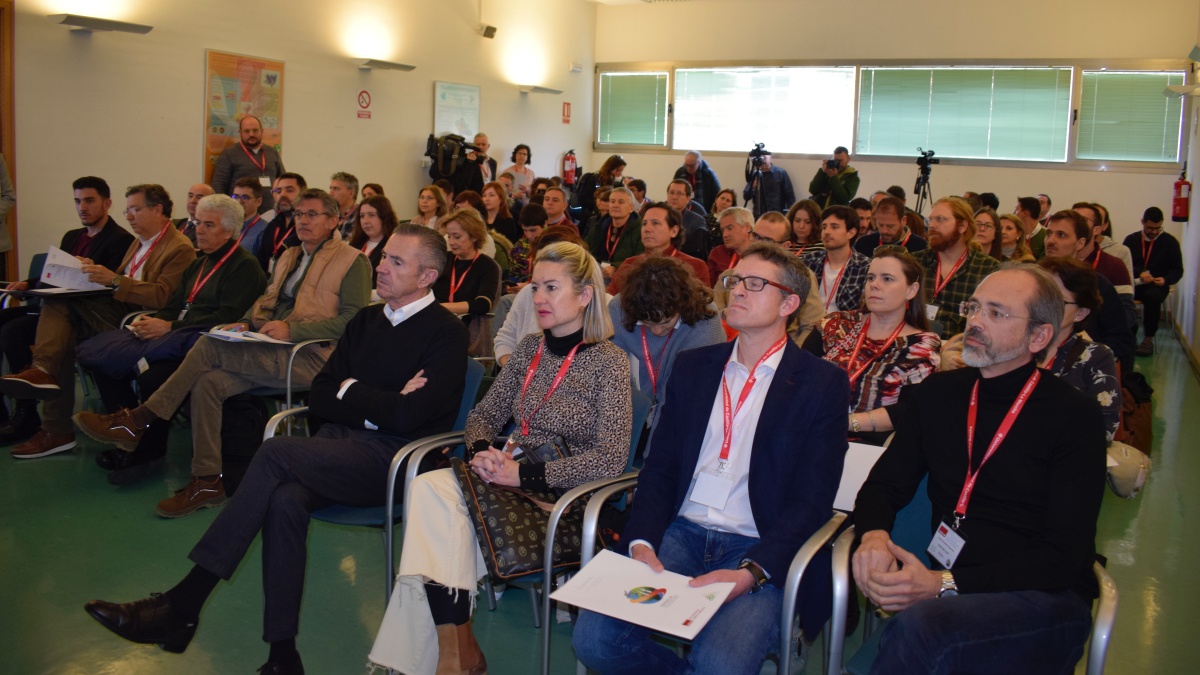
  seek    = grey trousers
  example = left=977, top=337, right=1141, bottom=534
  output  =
left=142, top=335, right=329, bottom=475
left=188, top=424, right=408, bottom=641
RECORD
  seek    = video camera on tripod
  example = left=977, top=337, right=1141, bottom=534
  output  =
left=744, top=142, right=768, bottom=181
left=425, top=134, right=483, bottom=180
left=913, top=148, right=938, bottom=214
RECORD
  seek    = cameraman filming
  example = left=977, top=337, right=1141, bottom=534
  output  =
left=808, top=146, right=859, bottom=208
left=741, top=148, right=795, bottom=219
left=426, top=134, right=485, bottom=196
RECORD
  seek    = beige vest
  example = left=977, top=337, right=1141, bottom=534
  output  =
left=250, top=238, right=360, bottom=326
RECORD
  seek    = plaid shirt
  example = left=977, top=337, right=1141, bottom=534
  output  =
left=915, top=247, right=1000, bottom=338
left=800, top=248, right=871, bottom=312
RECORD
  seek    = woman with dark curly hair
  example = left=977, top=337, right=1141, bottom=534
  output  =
left=608, top=256, right=726, bottom=433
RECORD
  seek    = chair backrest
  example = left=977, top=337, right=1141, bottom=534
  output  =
left=834, top=441, right=889, bottom=512
left=892, top=475, right=932, bottom=568
left=454, top=357, right=487, bottom=431
left=627, top=387, right=652, bottom=472
left=28, top=253, right=47, bottom=280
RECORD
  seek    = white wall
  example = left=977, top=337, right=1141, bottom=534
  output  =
left=1175, top=12, right=1200, bottom=352
left=13, top=0, right=597, bottom=270
left=593, top=0, right=1198, bottom=244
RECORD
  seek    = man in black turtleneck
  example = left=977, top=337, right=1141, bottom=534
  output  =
left=82, top=224, right=468, bottom=675
left=852, top=265, right=1107, bottom=674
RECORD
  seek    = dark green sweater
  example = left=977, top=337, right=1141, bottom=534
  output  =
left=152, top=238, right=267, bottom=329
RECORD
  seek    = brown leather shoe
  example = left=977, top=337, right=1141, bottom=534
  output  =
left=11, top=429, right=76, bottom=459
left=156, top=476, right=227, bottom=518
left=0, top=368, right=62, bottom=401
left=73, top=409, right=147, bottom=448
left=435, top=623, right=488, bottom=675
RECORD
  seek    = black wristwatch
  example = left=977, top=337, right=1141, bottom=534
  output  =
left=738, top=559, right=769, bottom=593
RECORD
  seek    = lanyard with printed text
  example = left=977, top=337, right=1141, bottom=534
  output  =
left=718, top=337, right=787, bottom=468
left=955, top=369, right=1041, bottom=529
left=518, top=340, right=581, bottom=436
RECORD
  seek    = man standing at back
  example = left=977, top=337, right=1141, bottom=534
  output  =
left=574, top=242, right=848, bottom=674
left=852, top=265, right=1105, bottom=674
left=211, top=116, right=285, bottom=215
left=673, top=150, right=721, bottom=212
left=742, top=152, right=795, bottom=219
left=808, top=146, right=860, bottom=208
left=1124, top=206, right=1183, bottom=356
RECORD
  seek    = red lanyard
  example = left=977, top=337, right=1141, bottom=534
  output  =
left=126, top=225, right=169, bottom=278
left=639, top=325, right=676, bottom=396
left=933, top=248, right=969, bottom=298
left=448, top=254, right=480, bottom=301
left=519, top=340, right=582, bottom=436
left=606, top=222, right=624, bottom=259
left=240, top=142, right=267, bottom=172
left=186, top=242, right=240, bottom=304
left=823, top=259, right=849, bottom=310
left=718, top=337, right=787, bottom=464
left=899, top=230, right=912, bottom=247
left=273, top=224, right=295, bottom=255
left=727, top=252, right=740, bottom=271
left=843, top=316, right=906, bottom=386
left=1141, top=236, right=1156, bottom=267
left=242, top=215, right=261, bottom=242
left=1090, top=250, right=1101, bottom=270
left=955, top=369, right=1041, bottom=527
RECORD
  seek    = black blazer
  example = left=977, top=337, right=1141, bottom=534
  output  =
left=621, top=339, right=849, bottom=635
left=40, top=217, right=134, bottom=285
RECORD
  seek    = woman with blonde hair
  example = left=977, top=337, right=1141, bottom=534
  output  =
left=412, top=185, right=449, bottom=230
left=371, top=241, right=632, bottom=675
left=998, top=213, right=1036, bottom=262
left=433, top=208, right=502, bottom=357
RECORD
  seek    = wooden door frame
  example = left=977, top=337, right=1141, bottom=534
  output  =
left=0, top=0, right=15, bottom=279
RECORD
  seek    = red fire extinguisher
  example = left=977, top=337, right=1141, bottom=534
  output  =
left=1173, top=164, right=1191, bottom=223
left=562, top=150, right=577, bottom=187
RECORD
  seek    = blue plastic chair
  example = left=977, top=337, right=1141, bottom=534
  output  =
left=263, top=357, right=486, bottom=602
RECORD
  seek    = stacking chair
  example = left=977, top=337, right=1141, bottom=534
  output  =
left=262, top=357, right=486, bottom=602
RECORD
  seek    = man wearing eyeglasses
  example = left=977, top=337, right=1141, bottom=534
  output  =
left=75, top=189, right=371, bottom=517
left=853, top=265, right=1106, bottom=674
left=2, top=184, right=195, bottom=459
left=1123, top=206, right=1183, bottom=357
left=258, top=173, right=306, bottom=272
left=575, top=241, right=848, bottom=675
left=232, top=177, right=271, bottom=259
left=914, top=197, right=1000, bottom=338
left=173, top=183, right=214, bottom=246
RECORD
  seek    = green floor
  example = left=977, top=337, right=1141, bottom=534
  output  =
left=1, top=335, right=1197, bottom=674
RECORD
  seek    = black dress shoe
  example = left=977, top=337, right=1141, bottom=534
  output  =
left=95, top=449, right=123, bottom=471
left=84, top=593, right=197, bottom=653
left=257, top=656, right=305, bottom=674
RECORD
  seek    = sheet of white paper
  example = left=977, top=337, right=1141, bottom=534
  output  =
left=205, top=329, right=294, bottom=345
left=1107, top=454, right=1120, bottom=468
left=835, top=442, right=889, bottom=511
left=549, top=549, right=734, bottom=641
left=39, top=246, right=107, bottom=291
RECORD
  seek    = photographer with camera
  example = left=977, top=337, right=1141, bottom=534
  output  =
left=808, top=146, right=859, bottom=208
left=742, top=146, right=795, bottom=219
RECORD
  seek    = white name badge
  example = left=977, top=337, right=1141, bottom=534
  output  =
left=926, top=520, right=967, bottom=570
left=136, top=357, right=150, bottom=375
left=925, top=303, right=940, bottom=321
left=259, top=176, right=272, bottom=187
left=690, top=466, right=735, bottom=509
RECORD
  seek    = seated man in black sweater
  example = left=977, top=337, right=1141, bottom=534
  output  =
left=82, top=224, right=469, bottom=675
left=852, top=264, right=1107, bottom=674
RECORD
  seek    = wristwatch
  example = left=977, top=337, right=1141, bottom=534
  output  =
left=110, top=275, right=123, bottom=290
left=937, top=570, right=958, bottom=598
left=738, top=559, right=769, bottom=593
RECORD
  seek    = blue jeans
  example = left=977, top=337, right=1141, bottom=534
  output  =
left=870, top=589, right=1093, bottom=675
left=573, top=518, right=781, bottom=675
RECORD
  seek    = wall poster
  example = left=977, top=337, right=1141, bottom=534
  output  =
left=434, top=81, right=480, bottom=138
left=204, top=49, right=284, bottom=183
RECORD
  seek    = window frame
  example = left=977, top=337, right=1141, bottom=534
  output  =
left=593, top=58, right=1192, bottom=175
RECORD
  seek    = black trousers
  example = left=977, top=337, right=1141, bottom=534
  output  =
left=0, top=307, right=38, bottom=373
left=186, top=424, right=408, bottom=641
left=1135, top=283, right=1170, bottom=338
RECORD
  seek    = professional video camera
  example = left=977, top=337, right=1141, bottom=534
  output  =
left=916, top=148, right=939, bottom=171
left=913, top=148, right=939, bottom=213
left=425, top=134, right=483, bottom=180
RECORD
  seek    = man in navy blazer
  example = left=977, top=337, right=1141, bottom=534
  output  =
left=574, top=242, right=848, bottom=675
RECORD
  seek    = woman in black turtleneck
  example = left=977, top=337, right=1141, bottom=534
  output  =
left=373, top=241, right=632, bottom=675
left=432, top=208, right=501, bottom=356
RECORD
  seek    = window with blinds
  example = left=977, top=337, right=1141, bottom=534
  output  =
left=673, top=66, right=856, bottom=153
left=1078, top=70, right=1186, bottom=163
left=596, top=72, right=669, bottom=146
left=857, top=67, right=1072, bottom=162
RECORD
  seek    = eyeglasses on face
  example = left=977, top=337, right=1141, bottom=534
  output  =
left=231, top=194, right=257, bottom=202
left=974, top=221, right=995, bottom=232
left=959, top=300, right=1030, bottom=322
left=294, top=210, right=328, bottom=221
left=722, top=274, right=795, bottom=295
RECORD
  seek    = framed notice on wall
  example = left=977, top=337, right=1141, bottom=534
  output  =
left=203, top=50, right=284, bottom=182
left=433, top=81, right=480, bottom=138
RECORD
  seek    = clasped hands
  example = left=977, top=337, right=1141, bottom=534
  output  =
left=629, top=543, right=757, bottom=604
left=852, top=530, right=944, bottom=612
left=469, top=447, right=520, bottom=486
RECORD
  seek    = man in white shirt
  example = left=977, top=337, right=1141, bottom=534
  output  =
left=574, top=241, right=848, bottom=674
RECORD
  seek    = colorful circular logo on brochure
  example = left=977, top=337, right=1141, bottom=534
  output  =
left=625, top=586, right=667, bottom=604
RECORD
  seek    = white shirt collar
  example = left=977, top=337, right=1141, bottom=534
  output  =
left=725, top=336, right=786, bottom=376
left=382, top=290, right=436, bottom=326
